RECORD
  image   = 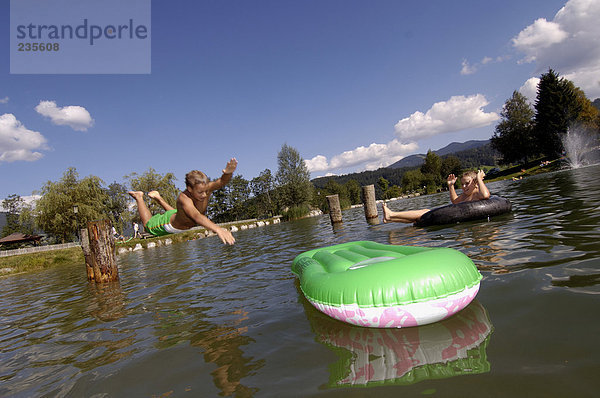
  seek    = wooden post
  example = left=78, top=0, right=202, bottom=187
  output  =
left=362, top=185, right=380, bottom=225
left=326, top=194, right=343, bottom=224
left=80, top=228, right=95, bottom=281
left=87, top=220, right=119, bottom=283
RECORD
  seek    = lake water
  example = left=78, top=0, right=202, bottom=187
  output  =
left=1, top=165, right=599, bottom=397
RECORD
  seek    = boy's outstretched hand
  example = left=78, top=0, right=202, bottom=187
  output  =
left=477, top=169, right=486, bottom=180
left=216, top=227, right=236, bottom=245
left=223, top=158, right=238, bottom=174
left=447, top=174, right=457, bottom=187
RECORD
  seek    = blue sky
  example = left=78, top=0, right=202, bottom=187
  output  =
left=2, top=0, right=599, bottom=201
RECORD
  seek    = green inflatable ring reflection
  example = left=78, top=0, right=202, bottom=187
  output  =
left=303, top=297, right=493, bottom=387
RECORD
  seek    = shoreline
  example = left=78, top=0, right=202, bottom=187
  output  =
left=0, top=215, right=285, bottom=277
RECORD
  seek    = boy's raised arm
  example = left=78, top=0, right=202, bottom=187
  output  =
left=447, top=174, right=460, bottom=203
left=476, top=170, right=491, bottom=199
left=210, top=158, right=238, bottom=191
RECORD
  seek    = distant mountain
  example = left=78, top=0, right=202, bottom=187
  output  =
left=389, top=140, right=490, bottom=169
left=312, top=139, right=498, bottom=190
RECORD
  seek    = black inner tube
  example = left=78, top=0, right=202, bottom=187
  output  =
left=415, top=196, right=512, bottom=227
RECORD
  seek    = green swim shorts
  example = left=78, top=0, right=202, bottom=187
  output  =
left=145, top=209, right=178, bottom=237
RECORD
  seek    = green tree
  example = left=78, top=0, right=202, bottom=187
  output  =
left=491, top=90, right=536, bottom=164
left=440, top=156, right=463, bottom=180
left=573, top=87, right=600, bottom=133
left=401, top=169, right=424, bottom=193
left=420, top=150, right=443, bottom=190
left=310, top=185, right=329, bottom=212
left=386, top=185, right=402, bottom=199
left=226, top=175, right=251, bottom=221
left=377, top=176, right=389, bottom=195
left=324, top=179, right=350, bottom=209
left=124, top=168, right=179, bottom=219
left=344, top=179, right=362, bottom=205
left=105, top=182, right=130, bottom=233
left=250, top=169, right=276, bottom=218
left=2, top=194, right=25, bottom=237
left=18, top=202, right=36, bottom=236
left=35, top=168, right=110, bottom=242
left=534, top=69, right=581, bottom=157
left=207, top=188, right=228, bottom=221
left=420, top=150, right=442, bottom=176
left=276, top=144, right=312, bottom=209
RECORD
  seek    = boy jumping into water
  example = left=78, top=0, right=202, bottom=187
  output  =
left=128, top=158, right=238, bottom=245
left=382, top=170, right=491, bottom=224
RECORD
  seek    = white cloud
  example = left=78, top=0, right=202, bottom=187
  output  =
left=0, top=113, right=48, bottom=162
left=394, top=94, right=499, bottom=142
left=512, top=18, right=568, bottom=61
left=0, top=97, right=8, bottom=104
left=305, top=139, right=418, bottom=174
left=35, top=100, right=94, bottom=131
left=461, top=59, right=477, bottom=75
left=519, top=77, right=540, bottom=104
left=460, top=56, right=505, bottom=75
left=513, top=0, right=600, bottom=98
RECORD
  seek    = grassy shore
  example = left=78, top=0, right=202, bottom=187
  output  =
left=0, top=247, right=84, bottom=276
left=485, top=157, right=565, bottom=183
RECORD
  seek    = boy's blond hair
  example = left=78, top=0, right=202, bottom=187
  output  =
left=185, top=170, right=209, bottom=188
left=462, top=170, right=477, bottom=180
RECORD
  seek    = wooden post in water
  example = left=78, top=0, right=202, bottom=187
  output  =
left=80, top=228, right=95, bottom=281
left=87, top=220, right=119, bottom=283
left=362, top=185, right=380, bottom=225
left=326, top=194, right=343, bottom=225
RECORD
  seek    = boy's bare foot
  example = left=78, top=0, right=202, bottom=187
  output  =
left=382, top=202, right=390, bottom=223
left=148, top=190, right=161, bottom=200
left=128, top=191, right=144, bottom=200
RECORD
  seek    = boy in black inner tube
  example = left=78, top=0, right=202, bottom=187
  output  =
left=382, top=170, right=490, bottom=223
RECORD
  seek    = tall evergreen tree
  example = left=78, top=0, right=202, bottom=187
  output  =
left=534, top=69, right=581, bottom=157
left=420, top=150, right=443, bottom=190
left=491, top=90, right=535, bottom=164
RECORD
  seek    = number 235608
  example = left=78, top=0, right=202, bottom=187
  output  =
left=18, top=43, right=60, bottom=51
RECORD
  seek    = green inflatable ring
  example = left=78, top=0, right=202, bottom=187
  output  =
left=292, top=241, right=482, bottom=328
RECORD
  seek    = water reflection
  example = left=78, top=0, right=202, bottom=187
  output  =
left=86, top=280, right=125, bottom=322
left=303, top=296, right=492, bottom=388
left=551, top=273, right=600, bottom=289
left=189, top=310, right=261, bottom=397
